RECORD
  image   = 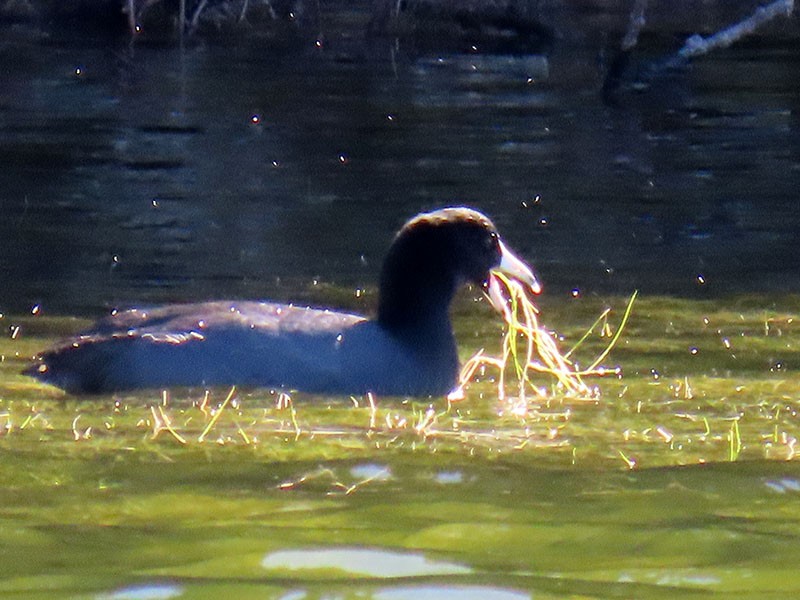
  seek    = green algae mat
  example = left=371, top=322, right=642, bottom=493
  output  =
left=2, top=293, right=800, bottom=599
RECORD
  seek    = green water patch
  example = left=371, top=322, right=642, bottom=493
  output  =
left=2, top=294, right=800, bottom=597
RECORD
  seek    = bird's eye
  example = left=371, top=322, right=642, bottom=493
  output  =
left=484, top=232, right=499, bottom=250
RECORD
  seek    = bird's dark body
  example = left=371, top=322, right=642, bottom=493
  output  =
left=26, top=208, right=538, bottom=396
left=34, top=301, right=458, bottom=396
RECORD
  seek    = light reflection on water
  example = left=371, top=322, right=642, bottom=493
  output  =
left=349, top=462, right=393, bottom=481
left=764, top=477, right=800, bottom=493
left=260, top=547, right=472, bottom=577
left=97, top=584, right=184, bottom=600
left=276, top=585, right=530, bottom=600
left=373, top=585, right=530, bottom=600
left=435, top=470, right=465, bottom=484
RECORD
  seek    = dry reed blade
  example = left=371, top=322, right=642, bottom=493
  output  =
left=198, top=386, right=237, bottom=443
left=460, top=272, right=636, bottom=403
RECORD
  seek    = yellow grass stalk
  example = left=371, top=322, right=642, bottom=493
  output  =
left=456, top=272, right=637, bottom=403
left=197, top=385, right=237, bottom=443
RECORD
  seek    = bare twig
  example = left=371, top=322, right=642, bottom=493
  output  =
left=127, top=0, right=136, bottom=35
left=621, top=0, right=648, bottom=51
left=189, top=0, right=209, bottom=34
left=676, top=0, right=794, bottom=63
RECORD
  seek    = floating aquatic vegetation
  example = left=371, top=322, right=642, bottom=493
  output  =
left=451, top=272, right=637, bottom=415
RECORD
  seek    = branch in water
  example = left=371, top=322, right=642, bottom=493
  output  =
left=668, top=0, right=795, bottom=68
left=621, top=0, right=649, bottom=52
left=608, top=0, right=796, bottom=97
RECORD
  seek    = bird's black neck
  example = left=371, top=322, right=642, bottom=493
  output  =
left=376, top=237, right=460, bottom=341
left=378, top=281, right=457, bottom=338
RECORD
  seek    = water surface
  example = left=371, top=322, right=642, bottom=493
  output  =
left=1, top=2, right=799, bottom=314
left=2, top=3, right=800, bottom=598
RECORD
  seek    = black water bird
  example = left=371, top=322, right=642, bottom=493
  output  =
left=26, top=207, right=539, bottom=396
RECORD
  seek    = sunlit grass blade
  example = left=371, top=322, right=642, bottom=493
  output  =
left=586, top=290, right=638, bottom=372
left=458, top=272, right=636, bottom=406
left=564, top=307, right=611, bottom=359
left=198, top=385, right=237, bottom=443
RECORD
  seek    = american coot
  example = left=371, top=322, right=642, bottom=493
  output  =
left=26, top=207, right=540, bottom=396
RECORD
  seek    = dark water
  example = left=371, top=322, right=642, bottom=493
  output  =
left=1, top=2, right=799, bottom=315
